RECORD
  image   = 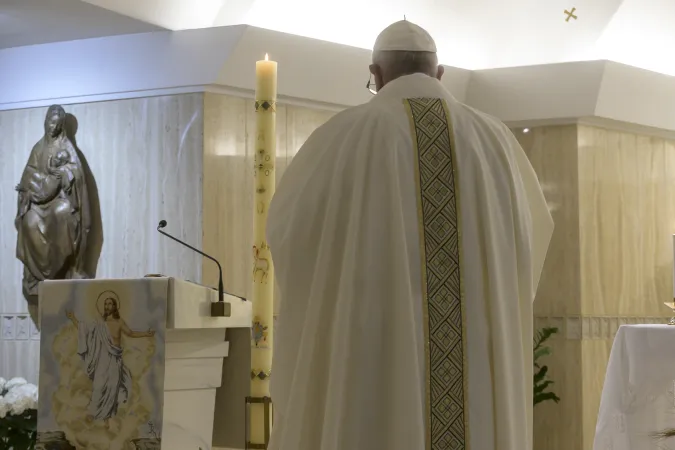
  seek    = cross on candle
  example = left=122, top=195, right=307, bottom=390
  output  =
left=565, top=7, right=578, bottom=22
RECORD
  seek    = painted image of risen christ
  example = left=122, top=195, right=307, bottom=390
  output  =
left=66, top=292, right=154, bottom=428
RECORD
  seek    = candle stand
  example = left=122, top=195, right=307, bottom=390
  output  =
left=245, top=396, right=274, bottom=449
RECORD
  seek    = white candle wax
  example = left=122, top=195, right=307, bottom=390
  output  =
left=255, top=54, right=278, bottom=101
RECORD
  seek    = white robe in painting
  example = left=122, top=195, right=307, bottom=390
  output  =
left=267, top=73, right=553, bottom=450
left=77, top=321, right=132, bottom=420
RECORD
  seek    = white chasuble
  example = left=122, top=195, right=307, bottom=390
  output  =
left=267, top=74, right=553, bottom=450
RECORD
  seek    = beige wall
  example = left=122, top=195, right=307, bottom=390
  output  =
left=0, top=94, right=205, bottom=382
left=520, top=125, right=582, bottom=317
left=519, top=124, right=675, bottom=450
left=518, top=125, right=584, bottom=450
left=578, top=125, right=675, bottom=316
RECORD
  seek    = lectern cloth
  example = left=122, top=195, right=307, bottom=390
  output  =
left=266, top=73, right=553, bottom=450
left=594, top=324, right=675, bottom=450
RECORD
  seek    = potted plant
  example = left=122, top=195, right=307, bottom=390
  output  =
left=534, top=327, right=561, bottom=406
left=0, top=377, right=38, bottom=450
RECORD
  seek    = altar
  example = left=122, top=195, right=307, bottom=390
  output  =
left=594, top=325, right=675, bottom=450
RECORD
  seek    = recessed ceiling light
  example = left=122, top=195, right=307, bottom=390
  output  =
left=523, top=128, right=530, bottom=133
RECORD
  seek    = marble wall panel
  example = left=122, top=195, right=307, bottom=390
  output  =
left=516, top=125, right=581, bottom=317
left=202, top=93, right=335, bottom=316
left=533, top=338, right=583, bottom=450
left=0, top=94, right=204, bottom=382
left=581, top=339, right=614, bottom=450
left=578, top=125, right=675, bottom=317
left=516, top=124, right=584, bottom=450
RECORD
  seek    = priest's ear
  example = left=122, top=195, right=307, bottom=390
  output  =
left=436, top=65, right=444, bottom=81
left=369, top=64, right=384, bottom=92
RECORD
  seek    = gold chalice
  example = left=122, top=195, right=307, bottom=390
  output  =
left=664, top=302, right=675, bottom=325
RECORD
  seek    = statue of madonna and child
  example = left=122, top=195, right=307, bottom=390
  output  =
left=14, top=105, right=93, bottom=317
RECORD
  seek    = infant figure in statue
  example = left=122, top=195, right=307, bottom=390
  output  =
left=18, top=151, right=74, bottom=218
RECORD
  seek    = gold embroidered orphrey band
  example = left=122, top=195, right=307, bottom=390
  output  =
left=404, top=97, right=469, bottom=450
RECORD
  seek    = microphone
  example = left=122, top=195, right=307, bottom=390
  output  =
left=157, top=220, right=242, bottom=317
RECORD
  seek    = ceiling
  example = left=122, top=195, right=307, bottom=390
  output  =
left=0, top=0, right=162, bottom=49
left=3, top=0, right=675, bottom=76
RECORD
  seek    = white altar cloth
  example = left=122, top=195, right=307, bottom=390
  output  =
left=594, top=324, right=675, bottom=450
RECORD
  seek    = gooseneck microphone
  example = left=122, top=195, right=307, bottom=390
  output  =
left=157, top=220, right=241, bottom=317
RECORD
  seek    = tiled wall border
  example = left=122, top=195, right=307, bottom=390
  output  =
left=0, top=313, right=273, bottom=342
left=534, top=315, right=670, bottom=340
left=0, top=314, right=40, bottom=341
left=3, top=314, right=662, bottom=342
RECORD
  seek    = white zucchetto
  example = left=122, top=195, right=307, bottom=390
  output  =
left=372, top=20, right=437, bottom=53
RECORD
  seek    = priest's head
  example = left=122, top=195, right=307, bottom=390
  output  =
left=369, top=20, right=444, bottom=92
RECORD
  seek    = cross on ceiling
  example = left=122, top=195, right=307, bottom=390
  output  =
left=565, top=7, right=578, bottom=22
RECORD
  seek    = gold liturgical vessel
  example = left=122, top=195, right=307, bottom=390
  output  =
left=664, top=302, right=675, bottom=325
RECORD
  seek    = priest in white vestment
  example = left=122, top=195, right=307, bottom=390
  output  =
left=267, top=20, right=554, bottom=450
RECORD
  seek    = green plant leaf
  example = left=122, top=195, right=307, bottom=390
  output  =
left=533, top=327, right=559, bottom=350
left=534, top=347, right=551, bottom=361
left=534, top=380, right=554, bottom=395
left=534, top=392, right=561, bottom=405
left=533, top=327, right=560, bottom=407
left=534, top=365, right=549, bottom=384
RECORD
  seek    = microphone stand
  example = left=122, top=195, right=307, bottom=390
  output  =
left=157, top=220, right=242, bottom=317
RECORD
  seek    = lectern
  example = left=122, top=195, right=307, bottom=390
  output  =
left=36, top=277, right=251, bottom=450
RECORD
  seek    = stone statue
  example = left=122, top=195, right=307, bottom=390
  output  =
left=15, top=105, right=92, bottom=304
